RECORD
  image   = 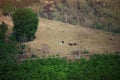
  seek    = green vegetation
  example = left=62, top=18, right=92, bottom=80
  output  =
left=0, top=54, right=120, bottom=80
left=95, top=23, right=104, bottom=29
left=0, top=40, right=19, bottom=61
left=0, top=23, right=24, bottom=62
left=0, top=22, right=8, bottom=40
left=12, top=8, right=38, bottom=42
left=83, top=49, right=89, bottom=54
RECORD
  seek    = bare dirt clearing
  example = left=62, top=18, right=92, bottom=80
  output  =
left=0, top=16, right=120, bottom=59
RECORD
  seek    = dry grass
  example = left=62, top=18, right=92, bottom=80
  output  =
left=23, top=18, right=120, bottom=59
left=0, top=15, right=120, bottom=60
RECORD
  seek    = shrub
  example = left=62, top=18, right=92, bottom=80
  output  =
left=95, top=22, right=104, bottom=29
left=12, top=8, right=38, bottom=42
left=0, top=22, right=8, bottom=40
left=83, top=49, right=89, bottom=54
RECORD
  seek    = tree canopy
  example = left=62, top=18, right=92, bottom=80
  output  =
left=12, top=8, right=38, bottom=42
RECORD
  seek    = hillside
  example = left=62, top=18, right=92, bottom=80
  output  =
left=1, top=15, right=120, bottom=59
left=0, top=0, right=120, bottom=59
left=0, top=0, right=120, bottom=33
left=24, top=18, right=120, bottom=59
left=0, top=1, right=120, bottom=80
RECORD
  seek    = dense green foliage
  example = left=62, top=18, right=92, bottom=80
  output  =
left=0, top=40, right=19, bottom=61
left=0, top=23, right=23, bottom=62
left=12, top=8, right=38, bottom=42
left=0, top=54, right=120, bottom=80
left=0, top=22, right=8, bottom=40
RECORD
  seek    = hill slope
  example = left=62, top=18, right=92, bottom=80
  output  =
left=0, top=16, right=120, bottom=57
left=0, top=15, right=120, bottom=59
left=23, top=18, right=120, bottom=59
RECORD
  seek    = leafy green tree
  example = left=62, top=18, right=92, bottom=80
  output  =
left=12, top=8, right=38, bottom=42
